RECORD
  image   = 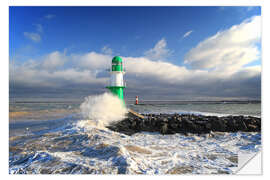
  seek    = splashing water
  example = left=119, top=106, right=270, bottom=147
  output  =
left=78, top=93, right=128, bottom=129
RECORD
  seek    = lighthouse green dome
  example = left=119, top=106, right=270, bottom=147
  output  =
left=112, top=56, right=123, bottom=63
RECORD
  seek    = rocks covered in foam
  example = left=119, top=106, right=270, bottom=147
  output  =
left=107, top=113, right=261, bottom=135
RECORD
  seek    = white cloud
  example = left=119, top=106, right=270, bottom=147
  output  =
left=144, top=38, right=172, bottom=61
left=12, top=67, right=104, bottom=88
left=183, top=30, right=193, bottom=38
left=184, top=16, right=261, bottom=74
left=10, top=53, right=106, bottom=88
left=24, top=32, right=41, bottom=42
left=44, top=14, right=55, bottom=19
left=125, top=57, right=191, bottom=82
left=73, top=52, right=111, bottom=70
left=101, top=46, right=113, bottom=55
left=42, top=51, right=66, bottom=69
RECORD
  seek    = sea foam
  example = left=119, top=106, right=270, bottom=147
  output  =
left=78, top=93, right=127, bottom=129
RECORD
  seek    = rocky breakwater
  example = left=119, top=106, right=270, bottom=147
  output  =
left=107, top=113, right=261, bottom=136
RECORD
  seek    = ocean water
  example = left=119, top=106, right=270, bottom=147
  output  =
left=9, top=96, right=261, bottom=174
left=128, top=102, right=261, bottom=117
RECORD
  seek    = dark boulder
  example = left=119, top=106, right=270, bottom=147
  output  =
left=160, top=123, right=168, bottom=135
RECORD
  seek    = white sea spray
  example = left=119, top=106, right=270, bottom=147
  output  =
left=78, top=93, right=128, bottom=129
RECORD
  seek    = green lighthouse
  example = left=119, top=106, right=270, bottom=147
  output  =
left=106, top=56, right=126, bottom=105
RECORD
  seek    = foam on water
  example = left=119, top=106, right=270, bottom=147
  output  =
left=78, top=93, right=128, bottom=129
left=9, top=123, right=261, bottom=174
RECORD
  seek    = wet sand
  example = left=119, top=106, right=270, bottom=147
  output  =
left=9, top=109, right=80, bottom=122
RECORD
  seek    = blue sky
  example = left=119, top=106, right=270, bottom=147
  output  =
left=9, top=6, right=261, bottom=100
